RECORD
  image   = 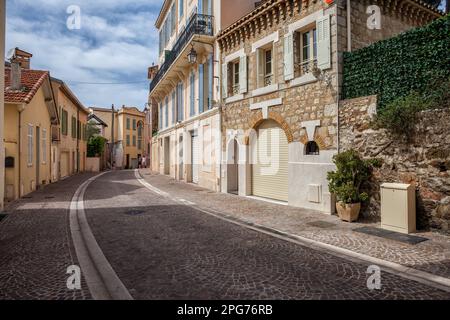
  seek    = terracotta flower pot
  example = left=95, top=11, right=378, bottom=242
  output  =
left=336, top=202, right=361, bottom=222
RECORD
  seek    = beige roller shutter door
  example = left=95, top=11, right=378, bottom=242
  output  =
left=252, top=120, right=289, bottom=202
left=60, top=152, right=69, bottom=178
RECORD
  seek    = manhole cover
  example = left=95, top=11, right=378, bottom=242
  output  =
left=354, top=227, right=428, bottom=245
left=125, top=210, right=146, bottom=216
left=307, top=221, right=336, bottom=229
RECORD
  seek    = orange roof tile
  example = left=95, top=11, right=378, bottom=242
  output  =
left=4, top=67, right=49, bottom=104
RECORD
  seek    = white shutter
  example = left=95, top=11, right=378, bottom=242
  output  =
left=256, top=49, right=265, bottom=87
left=239, top=55, right=247, bottom=94
left=222, top=63, right=228, bottom=99
left=317, top=14, right=331, bottom=70
left=283, top=33, right=294, bottom=81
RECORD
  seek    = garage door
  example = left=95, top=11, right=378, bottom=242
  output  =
left=191, top=134, right=200, bottom=184
left=252, top=120, right=289, bottom=202
left=60, top=152, right=70, bottom=178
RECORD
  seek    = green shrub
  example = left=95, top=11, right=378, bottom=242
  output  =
left=327, top=150, right=375, bottom=204
left=87, top=136, right=107, bottom=157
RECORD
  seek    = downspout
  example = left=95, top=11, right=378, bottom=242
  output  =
left=347, top=0, right=352, bottom=52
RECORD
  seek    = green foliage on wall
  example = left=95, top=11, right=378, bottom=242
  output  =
left=343, top=14, right=450, bottom=110
left=87, top=136, right=107, bottom=157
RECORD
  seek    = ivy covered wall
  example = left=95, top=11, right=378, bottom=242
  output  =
left=343, top=14, right=450, bottom=110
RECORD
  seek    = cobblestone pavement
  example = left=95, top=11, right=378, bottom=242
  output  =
left=139, top=169, right=450, bottom=280
left=85, top=170, right=450, bottom=299
left=0, top=174, right=94, bottom=300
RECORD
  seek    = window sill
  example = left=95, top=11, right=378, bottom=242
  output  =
left=251, top=84, right=279, bottom=98
left=225, top=94, right=244, bottom=104
left=289, top=73, right=317, bottom=88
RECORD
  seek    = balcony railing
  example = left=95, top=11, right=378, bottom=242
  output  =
left=150, top=14, right=214, bottom=93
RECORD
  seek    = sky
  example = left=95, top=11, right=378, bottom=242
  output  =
left=5, top=0, right=164, bottom=110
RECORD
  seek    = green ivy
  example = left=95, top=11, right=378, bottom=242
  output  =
left=343, top=14, right=450, bottom=110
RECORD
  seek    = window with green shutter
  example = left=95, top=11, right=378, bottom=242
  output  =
left=71, top=116, right=77, bottom=138
left=126, top=118, right=130, bottom=130
left=61, top=109, right=68, bottom=136
left=126, top=135, right=130, bottom=146
left=132, top=135, right=136, bottom=147
left=132, top=119, right=136, bottom=131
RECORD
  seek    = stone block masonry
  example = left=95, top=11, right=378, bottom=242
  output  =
left=339, top=96, right=450, bottom=234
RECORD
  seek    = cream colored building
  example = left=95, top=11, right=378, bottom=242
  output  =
left=1, top=0, right=5, bottom=210
left=149, top=0, right=258, bottom=192
left=51, top=77, right=89, bottom=179
left=3, top=50, right=59, bottom=201
left=90, top=106, right=146, bottom=169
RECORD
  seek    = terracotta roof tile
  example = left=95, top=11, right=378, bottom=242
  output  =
left=4, top=67, right=49, bottom=104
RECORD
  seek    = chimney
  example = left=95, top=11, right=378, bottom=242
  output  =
left=10, top=61, right=22, bottom=91
left=11, top=47, right=33, bottom=70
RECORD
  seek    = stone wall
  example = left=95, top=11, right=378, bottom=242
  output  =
left=339, top=96, right=450, bottom=234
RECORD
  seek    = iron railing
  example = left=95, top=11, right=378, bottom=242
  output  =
left=150, top=14, right=214, bottom=93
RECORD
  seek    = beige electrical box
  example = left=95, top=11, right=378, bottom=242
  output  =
left=381, top=183, right=416, bottom=234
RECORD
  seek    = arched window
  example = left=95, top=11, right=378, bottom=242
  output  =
left=305, top=141, right=320, bottom=155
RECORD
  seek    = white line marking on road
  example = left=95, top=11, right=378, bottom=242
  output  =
left=134, top=170, right=450, bottom=293
left=70, top=172, right=133, bottom=300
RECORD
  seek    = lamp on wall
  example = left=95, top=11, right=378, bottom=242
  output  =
left=187, top=44, right=197, bottom=64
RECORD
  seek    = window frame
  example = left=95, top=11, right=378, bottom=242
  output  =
left=263, top=47, right=273, bottom=86
left=299, top=27, right=318, bottom=74
left=27, top=124, right=33, bottom=166
left=231, top=60, right=240, bottom=95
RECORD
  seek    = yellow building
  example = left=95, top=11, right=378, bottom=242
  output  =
left=51, top=78, right=89, bottom=179
left=90, top=106, right=145, bottom=169
left=3, top=55, right=58, bottom=201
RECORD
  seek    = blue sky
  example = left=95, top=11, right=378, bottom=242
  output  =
left=6, top=0, right=163, bottom=110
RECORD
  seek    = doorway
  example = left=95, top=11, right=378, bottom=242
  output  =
left=227, top=139, right=239, bottom=194
left=126, top=154, right=130, bottom=169
left=179, top=135, right=184, bottom=180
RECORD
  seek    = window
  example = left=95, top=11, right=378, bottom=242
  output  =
left=126, top=135, right=130, bottom=146
left=165, top=97, right=169, bottom=128
left=179, top=0, right=184, bottom=20
left=133, top=119, right=137, bottom=130
left=159, top=30, right=163, bottom=56
left=305, top=141, right=320, bottom=155
left=172, top=91, right=176, bottom=124
left=77, top=120, right=81, bottom=140
left=42, top=129, right=47, bottom=164
left=299, top=28, right=317, bottom=74
left=61, top=109, right=68, bottom=136
left=170, top=5, right=176, bottom=35
left=264, top=48, right=273, bottom=86
left=177, top=82, right=184, bottom=122
left=126, top=118, right=130, bottom=130
left=208, top=53, right=213, bottom=109
left=132, top=135, right=136, bottom=147
left=232, top=61, right=240, bottom=95
left=159, top=103, right=163, bottom=129
left=138, top=122, right=143, bottom=150
left=27, top=124, right=33, bottom=166
left=190, top=72, right=195, bottom=117
left=71, top=116, right=77, bottom=139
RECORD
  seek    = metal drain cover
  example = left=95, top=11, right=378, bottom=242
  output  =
left=0, top=214, right=8, bottom=222
left=307, top=221, right=336, bottom=229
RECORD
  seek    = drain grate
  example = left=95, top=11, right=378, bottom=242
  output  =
left=354, top=226, right=428, bottom=245
left=0, top=214, right=8, bottom=223
left=307, top=221, right=336, bottom=229
left=125, top=210, right=146, bottom=216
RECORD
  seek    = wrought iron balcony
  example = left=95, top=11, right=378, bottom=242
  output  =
left=150, top=14, right=214, bottom=93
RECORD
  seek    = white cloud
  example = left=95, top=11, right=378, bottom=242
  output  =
left=6, top=0, right=161, bottom=108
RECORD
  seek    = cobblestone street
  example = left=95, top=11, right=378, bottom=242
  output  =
left=1, top=170, right=449, bottom=300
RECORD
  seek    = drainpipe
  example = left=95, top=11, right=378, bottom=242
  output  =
left=347, top=0, right=352, bottom=52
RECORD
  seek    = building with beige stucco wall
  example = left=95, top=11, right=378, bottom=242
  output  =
left=51, top=77, right=89, bottom=180
left=90, top=106, right=146, bottom=169
left=3, top=49, right=58, bottom=201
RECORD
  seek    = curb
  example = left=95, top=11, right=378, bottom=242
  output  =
left=70, top=172, right=133, bottom=300
left=135, top=170, right=450, bottom=294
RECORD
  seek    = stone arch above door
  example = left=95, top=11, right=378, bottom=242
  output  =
left=244, top=111, right=294, bottom=145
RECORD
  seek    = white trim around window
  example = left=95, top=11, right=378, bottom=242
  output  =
left=224, top=48, right=245, bottom=64
left=288, top=9, right=323, bottom=34
left=251, top=31, right=279, bottom=53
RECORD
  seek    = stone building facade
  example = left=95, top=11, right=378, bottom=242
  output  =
left=217, top=0, right=441, bottom=213
left=340, top=96, right=450, bottom=234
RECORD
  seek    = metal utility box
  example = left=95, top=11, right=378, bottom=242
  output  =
left=381, top=183, right=416, bottom=234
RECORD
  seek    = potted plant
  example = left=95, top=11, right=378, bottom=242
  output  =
left=327, top=150, right=374, bottom=222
